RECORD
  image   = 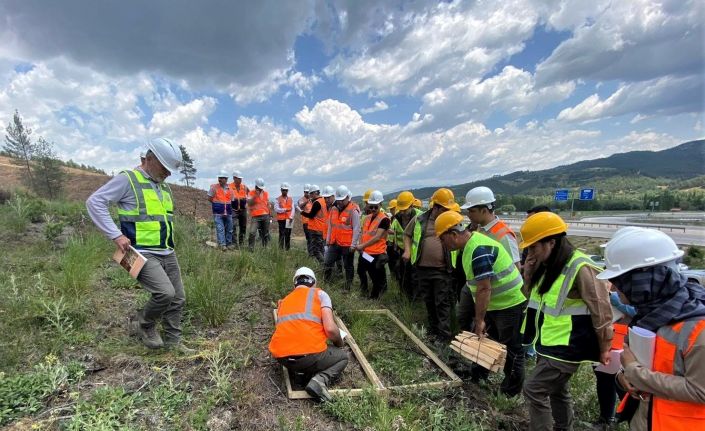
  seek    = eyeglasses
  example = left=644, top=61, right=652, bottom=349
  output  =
left=368, top=205, right=379, bottom=210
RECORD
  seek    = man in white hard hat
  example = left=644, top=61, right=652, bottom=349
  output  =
left=228, top=170, right=249, bottom=248
left=86, top=138, right=193, bottom=353
left=355, top=190, right=390, bottom=299
left=269, top=267, right=348, bottom=402
left=299, top=184, right=313, bottom=256
left=324, top=185, right=361, bottom=290
left=274, top=182, right=294, bottom=250
left=247, top=177, right=271, bottom=251
left=208, top=171, right=235, bottom=250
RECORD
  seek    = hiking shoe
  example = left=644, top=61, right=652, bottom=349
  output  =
left=138, top=324, right=163, bottom=349
left=164, top=341, right=196, bottom=355
left=305, top=376, right=332, bottom=402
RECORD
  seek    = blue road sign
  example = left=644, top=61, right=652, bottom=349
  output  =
left=579, top=188, right=595, bottom=200
left=555, top=189, right=569, bottom=201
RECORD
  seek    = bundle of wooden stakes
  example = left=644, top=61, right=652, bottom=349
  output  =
left=450, top=332, right=507, bottom=372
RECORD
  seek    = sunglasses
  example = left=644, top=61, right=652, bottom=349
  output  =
left=368, top=205, right=379, bottom=210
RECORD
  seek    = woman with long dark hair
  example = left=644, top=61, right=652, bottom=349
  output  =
left=520, top=212, right=613, bottom=431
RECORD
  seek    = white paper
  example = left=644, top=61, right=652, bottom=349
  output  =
left=611, top=306, right=624, bottom=323
left=595, top=349, right=623, bottom=374
left=285, top=218, right=293, bottom=229
left=361, top=252, right=374, bottom=262
left=339, top=329, right=348, bottom=339
left=628, top=326, right=656, bottom=370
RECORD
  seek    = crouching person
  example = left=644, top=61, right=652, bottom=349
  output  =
left=269, top=267, right=349, bottom=402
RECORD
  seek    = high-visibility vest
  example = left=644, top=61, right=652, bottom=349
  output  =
left=522, top=250, right=602, bottom=363
left=329, top=202, right=360, bottom=246
left=410, top=210, right=457, bottom=270
left=461, top=232, right=525, bottom=311
left=248, top=189, right=270, bottom=217
left=391, top=209, right=422, bottom=249
left=484, top=218, right=516, bottom=244
left=650, top=319, right=705, bottom=429
left=307, top=197, right=329, bottom=235
left=276, top=196, right=293, bottom=221
left=300, top=198, right=312, bottom=225
left=210, top=184, right=233, bottom=215
left=362, top=212, right=388, bottom=255
left=117, top=169, right=175, bottom=251
left=268, top=287, right=327, bottom=358
left=229, top=183, right=249, bottom=211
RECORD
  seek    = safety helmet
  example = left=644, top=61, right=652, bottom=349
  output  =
left=335, top=185, right=351, bottom=201
left=599, top=226, right=646, bottom=248
left=280, top=182, right=290, bottom=190
left=140, top=151, right=146, bottom=159
left=451, top=202, right=461, bottom=213
left=367, top=190, right=384, bottom=205
left=434, top=211, right=465, bottom=237
left=309, top=184, right=320, bottom=193
left=217, top=170, right=229, bottom=178
left=232, top=170, right=243, bottom=179
left=303, top=183, right=311, bottom=192
left=519, top=212, right=568, bottom=249
left=396, top=191, right=415, bottom=210
left=321, top=185, right=335, bottom=198
left=413, top=198, right=423, bottom=208
left=389, top=199, right=398, bottom=209
left=431, top=188, right=456, bottom=209
left=293, top=266, right=317, bottom=285
left=255, top=178, right=265, bottom=189
left=146, top=137, right=182, bottom=173
left=362, top=189, right=373, bottom=203
left=461, top=186, right=495, bottom=209
left=597, top=228, right=684, bottom=280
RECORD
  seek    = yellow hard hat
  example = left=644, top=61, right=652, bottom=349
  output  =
left=389, top=199, right=398, bottom=209
left=519, top=212, right=568, bottom=249
left=413, top=198, right=422, bottom=208
left=396, top=191, right=414, bottom=210
left=431, top=188, right=456, bottom=209
left=434, top=211, right=464, bottom=237
left=451, top=202, right=461, bottom=213
left=362, top=189, right=374, bottom=203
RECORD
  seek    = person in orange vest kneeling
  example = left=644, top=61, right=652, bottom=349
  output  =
left=355, top=190, right=390, bottom=299
left=269, top=267, right=349, bottom=402
left=598, top=227, right=705, bottom=431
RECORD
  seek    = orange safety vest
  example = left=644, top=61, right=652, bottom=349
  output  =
left=362, top=212, right=388, bottom=255
left=307, top=197, right=328, bottom=235
left=229, top=183, right=249, bottom=211
left=300, top=198, right=311, bottom=225
left=329, top=202, right=360, bottom=247
left=248, top=189, right=270, bottom=217
left=276, top=196, right=293, bottom=221
left=650, top=318, right=705, bottom=430
left=485, top=218, right=516, bottom=242
left=210, top=184, right=233, bottom=215
left=268, top=287, right=327, bottom=358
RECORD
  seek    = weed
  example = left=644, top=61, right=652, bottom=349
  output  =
left=66, top=386, right=141, bottom=430
left=53, top=231, right=106, bottom=297
left=185, top=249, right=244, bottom=326
left=106, top=266, right=139, bottom=290
left=40, top=296, right=74, bottom=341
left=205, top=343, right=233, bottom=404
left=42, top=213, right=65, bottom=244
left=150, top=366, right=192, bottom=423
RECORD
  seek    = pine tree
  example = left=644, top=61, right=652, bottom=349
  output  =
left=179, top=144, right=197, bottom=187
left=4, top=110, right=36, bottom=188
left=33, top=137, right=66, bottom=199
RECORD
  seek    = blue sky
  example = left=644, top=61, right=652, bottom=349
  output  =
left=0, top=0, right=702, bottom=195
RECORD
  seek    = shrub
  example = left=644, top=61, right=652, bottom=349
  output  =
left=54, top=232, right=107, bottom=297
left=185, top=251, right=244, bottom=327
left=43, top=213, right=65, bottom=244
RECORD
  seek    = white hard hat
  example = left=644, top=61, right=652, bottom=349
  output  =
left=255, top=178, right=265, bottom=189
left=320, top=185, right=335, bottom=198
left=309, top=184, right=320, bottom=193
left=599, top=226, right=647, bottom=248
left=334, top=185, right=350, bottom=201
left=461, top=186, right=495, bottom=209
left=232, top=170, right=243, bottom=179
left=140, top=151, right=146, bottom=159
left=217, top=170, right=229, bottom=178
left=146, top=138, right=183, bottom=173
left=303, top=183, right=311, bottom=192
left=293, top=266, right=316, bottom=285
left=367, top=190, right=384, bottom=205
left=597, top=228, right=684, bottom=280
left=280, top=182, right=290, bottom=190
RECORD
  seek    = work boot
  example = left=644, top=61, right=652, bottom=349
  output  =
left=305, top=376, right=332, bottom=402
left=164, top=341, right=196, bottom=355
left=138, top=324, right=164, bottom=349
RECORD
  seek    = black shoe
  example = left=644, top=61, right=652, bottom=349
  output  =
left=305, top=376, right=332, bottom=402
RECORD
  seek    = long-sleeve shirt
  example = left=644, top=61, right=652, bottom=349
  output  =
left=573, top=265, right=613, bottom=353
left=300, top=199, right=322, bottom=219
left=85, top=167, right=172, bottom=255
left=274, top=196, right=294, bottom=219
left=324, top=203, right=362, bottom=247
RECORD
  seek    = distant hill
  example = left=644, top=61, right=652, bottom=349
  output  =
left=393, top=139, right=705, bottom=200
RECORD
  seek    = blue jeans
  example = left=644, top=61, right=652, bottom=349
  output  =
left=214, top=214, right=233, bottom=246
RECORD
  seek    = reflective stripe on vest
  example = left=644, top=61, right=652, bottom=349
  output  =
left=530, top=251, right=602, bottom=363
left=461, top=231, right=525, bottom=311
left=229, top=183, right=248, bottom=211
left=210, top=184, right=233, bottom=215
left=248, top=190, right=270, bottom=217
left=362, top=213, right=388, bottom=255
left=308, top=197, right=329, bottom=234
left=329, top=202, right=359, bottom=246
left=117, top=169, right=175, bottom=250
left=268, top=287, right=328, bottom=358
left=276, top=196, right=293, bottom=221
left=651, top=319, right=705, bottom=430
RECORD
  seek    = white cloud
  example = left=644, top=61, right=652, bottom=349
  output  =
left=361, top=101, right=389, bottom=114
left=149, top=97, right=217, bottom=136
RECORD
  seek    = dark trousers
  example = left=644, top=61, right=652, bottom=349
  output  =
left=471, top=301, right=527, bottom=397
left=248, top=215, right=270, bottom=250
left=593, top=368, right=617, bottom=422
left=232, top=210, right=247, bottom=246
left=277, top=220, right=291, bottom=250
left=387, top=244, right=399, bottom=280
left=309, top=231, right=325, bottom=263
left=400, top=259, right=419, bottom=300
left=417, top=267, right=454, bottom=341
left=324, top=244, right=355, bottom=289
left=457, top=286, right=476, bottom=332
left=303, top=224, right=312, bottom=256
left=277, top=346, right=349, bottom=387
left=358, top=253, right=388, bottom=298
